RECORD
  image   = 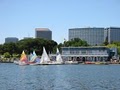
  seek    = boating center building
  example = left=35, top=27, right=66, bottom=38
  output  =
left=61, top=47, right=113, bottom=62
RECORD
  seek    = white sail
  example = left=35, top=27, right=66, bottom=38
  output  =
left=56, top=48, right=63, bottom=63
left=40, top=47, right=50, bottom=64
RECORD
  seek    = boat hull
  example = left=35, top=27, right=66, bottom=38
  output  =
left=64, top=61, right=79, bottom=65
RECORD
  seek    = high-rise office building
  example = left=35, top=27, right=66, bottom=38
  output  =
left=107, top=27, right=120, bottom=43
left=5, top=37, right=18, bottom=43
left=35, top=28, right=52, bottom=40
left=69, top=27, right=120, bottom=45
left=69, top=27, right=105, bottom=45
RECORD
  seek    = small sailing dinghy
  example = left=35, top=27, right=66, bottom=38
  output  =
left=55, top=48, right=64, bottom=64
left=18, top=50, right=28, bottom=65
left=40, top=47, right=51, bottom=65
left=50, top=48, right=64, bottom=65
left=29, top=51, right=40, bottom=65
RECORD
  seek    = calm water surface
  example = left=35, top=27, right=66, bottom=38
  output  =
left=0, top=63, right=120, bottom=90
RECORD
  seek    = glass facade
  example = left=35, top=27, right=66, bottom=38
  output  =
left=69, top=28, right=105, bottom=45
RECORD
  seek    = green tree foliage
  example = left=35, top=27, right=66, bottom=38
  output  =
left=103, top=36, right=109, bottom=45
left=0, top=44, right=4, bottom=54
left=106, top=42, right=120, bottom=55
left=4, top=52, right=11, bottom=58
left=0, top=38, right=57, bottom=56
left=61, top=38, right=89, bottom=47
left=110, top=42, right=120, bottom=55
left=2, top=42, right=18, bottom=55
left=17, top=38, right=57, bottom=55
left=12, top=54, right=20, bottom=58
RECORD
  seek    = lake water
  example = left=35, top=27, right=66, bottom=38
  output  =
left=0, top=63, right=120, bottom=90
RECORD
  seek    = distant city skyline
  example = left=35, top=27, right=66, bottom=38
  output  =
left=0, top=0, right=120, bottom=44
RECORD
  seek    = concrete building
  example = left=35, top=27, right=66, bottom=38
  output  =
left=49, top=46, right=116, bottom=62
left=35, top=28, right=52, bottom=40
left=61, top=46, right=113, bottom=62
left=69, top=27, right=120, bottom=45
left=107, top=27, right=120, bottom=44
left=5, top=37, right=18, bottom=43
left=24, top=37, right=33, bottom=39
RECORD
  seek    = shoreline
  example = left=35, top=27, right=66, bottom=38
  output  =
left=0, top=61, right=120, bottom=65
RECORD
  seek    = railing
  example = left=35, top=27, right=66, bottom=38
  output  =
left=62, top=52, right=108, bottom=55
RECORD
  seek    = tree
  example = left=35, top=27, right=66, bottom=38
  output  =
left=104, top=36, right=109, bottom=45
left=2, top=42, right=17, bottom=55
left=0, top=44, right=4, bottom=54
left=106, top=43, right=120, bottom=55
left=62, top=38, right=89, bottom=47
left=16, top=38, right=57, bottom=55
left=0, top=38, right=57, bottom=56
left=111, top=42, right=120, bottom=55
left=4, top=52, right=11, bottom=58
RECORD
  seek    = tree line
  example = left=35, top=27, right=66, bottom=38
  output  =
left=0, top=38, right=89, bottom=58
left=1, top=37, right=120, bottom=59
left=0, top=38, right=57, bottom=58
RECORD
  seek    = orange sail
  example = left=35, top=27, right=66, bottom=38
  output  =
left=20, top=51, right=28, bottom=62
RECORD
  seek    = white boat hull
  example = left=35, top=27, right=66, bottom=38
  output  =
left=65, top=61, right=78, bottom=64
left=13, top=61, right=19, bottom=65
left=19, top=61, right=28, bottom=66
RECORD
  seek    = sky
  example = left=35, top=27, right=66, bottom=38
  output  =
left=0, top=0, right=120, bottom=44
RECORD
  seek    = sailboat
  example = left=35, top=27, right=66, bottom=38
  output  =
left=53, top=48, right=63, bottom=64
left=29, top=51, right=37, bottom=62
left=40, top=47, right=51, bottom=65
left=56, top=48, right=63, bottom=62
left=47, top=48, right=63, bottom=65
left=29, top=51, right=40, bottom=65
left=18, top=50, right=28, bottom=65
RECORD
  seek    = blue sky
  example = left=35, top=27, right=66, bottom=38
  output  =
left=0, top=0, right=120, bottom=44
